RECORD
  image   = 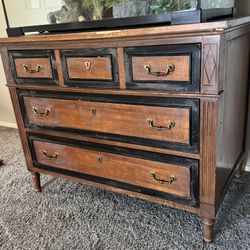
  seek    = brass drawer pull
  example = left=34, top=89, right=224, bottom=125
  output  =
left=32, top=106, right=51, bottom=117
left=23, top=64, right=43, bottom=74
left=147, top=118, right=175, bottom=131
left=42, top=150, right=59, bottom=160
left=149, top=171, right=176, bottom=185
left=144, top=63, right=175, bottom=77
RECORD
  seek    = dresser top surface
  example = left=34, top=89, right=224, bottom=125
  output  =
left=0, top=17, right=250, bottom=45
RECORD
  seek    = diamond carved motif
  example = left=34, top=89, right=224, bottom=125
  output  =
left=203, top=45, right=218, bottom=86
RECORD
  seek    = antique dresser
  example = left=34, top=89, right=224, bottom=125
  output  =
left=0, top=18, right=249, bottom=243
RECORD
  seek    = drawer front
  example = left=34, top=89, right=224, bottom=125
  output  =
left=19, top=91, right=199, bottom=153
left=61, top=49, right=119, bottom=88
left=24, top=97, right=190, bottom=144
left=9, top=50, right=58, bottom=85
left=124, top=44, right=200, bottom=92
left=29, top=136, right=199, bottom=206
left=66, top=57, right=112, bottom=80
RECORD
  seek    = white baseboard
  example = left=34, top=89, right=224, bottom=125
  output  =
left=245, top=165, right=250, bottom=172
left=0, top=121, right=17, bottom=129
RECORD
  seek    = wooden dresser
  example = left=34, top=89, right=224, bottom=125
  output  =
left=1, top=18, right=250, bottom=243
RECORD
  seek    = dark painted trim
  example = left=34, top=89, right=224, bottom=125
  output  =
left=27, top=133, right=199, bottom=207
left=124, top=44, right=201, bottom=92
left=60, top=48, right=119, bottom=88
left=8, top=50, right=59, bottom=86
left=17, top=89, right=200, bottom=153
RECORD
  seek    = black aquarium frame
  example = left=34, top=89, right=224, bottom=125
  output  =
left=2, top=0, right=235, bottom=37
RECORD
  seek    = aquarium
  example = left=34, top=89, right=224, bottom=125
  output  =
left=2, top=0, right=235, bottom=37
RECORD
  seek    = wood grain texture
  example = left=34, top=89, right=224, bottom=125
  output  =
left=34, top=140, right=191, bottom=198
left=66, top=56, right=112, bottom=80
left=14, top=58, right=53, bottom=79
left=54, top=50, right=64, bottom=86
left=8, top=88, right=34, bottom=170
left=215, top=33, right=250, bottom=203
left=25, top=127, right=200, bottom=160
left=34, top=166, right=201, bottom=214
left=2, top=18, right=248, bottom=45
left=117, top=47, right=126, bottom=89
left=132, top=55, right=190, bottom=82
left=202, top=45, right=218, bottom=86
left=24, top=97, right=191, bottom=144
left=200, top=99, right=218, bottom=205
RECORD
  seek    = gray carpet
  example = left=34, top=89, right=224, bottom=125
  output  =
left=0, top=126, right=250, bottom=250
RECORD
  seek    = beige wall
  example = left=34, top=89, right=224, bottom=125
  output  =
left=5, top=0, right=62, bottom=27
left=0, top=0, right=16, bottom=128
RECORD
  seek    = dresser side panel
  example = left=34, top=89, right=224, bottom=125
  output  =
left=216, top=33, right=250, bottom=202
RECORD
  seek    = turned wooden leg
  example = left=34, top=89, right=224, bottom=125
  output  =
left=235, top=162, right=244, bottom=178
left=31, top=172, right=41, bottom=192
left=203, top=217, right=215, bottom=244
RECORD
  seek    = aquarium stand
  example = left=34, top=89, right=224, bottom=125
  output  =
left=6, top=8, right=234, bottom=37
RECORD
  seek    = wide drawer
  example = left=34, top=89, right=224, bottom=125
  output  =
left=29, top=136, right=199, bottom=206
left=61, top=49, right=119, bottom=88
left=9, top=50, right=58, bottom=85
left=124, top=44, right=200, bottom=92
left=19, top=91, right=199, bottom=153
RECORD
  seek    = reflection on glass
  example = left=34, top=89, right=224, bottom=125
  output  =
left=3, top=0, right=235, bottom=28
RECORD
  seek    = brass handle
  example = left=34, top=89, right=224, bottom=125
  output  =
left=149, top=171, right=176, bottom=185
left=32, top=106, right=51, bottom=117
left=42, top=150, right=59, bottom=160
left=23, top=64, right=43, bottom=73
left=144, top=63, right=175, bottom=77
left=147, top=118, right=175, bottom=131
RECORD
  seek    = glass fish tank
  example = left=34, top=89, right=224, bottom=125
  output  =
left=2, top=0, right=235, bottom=37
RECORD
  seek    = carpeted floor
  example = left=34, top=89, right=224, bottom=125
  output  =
left=0, top=126, right=250, bottom=250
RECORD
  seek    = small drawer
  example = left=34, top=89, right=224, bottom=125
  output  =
left=30, top=136, right=199, bottom=206
left=19, top=91, right=199, bottom=153
left=9, top=50, right=58, bottom=85
left=124, top=44, right=200, bottom=92
left=61, top=49, right=119, bottom=88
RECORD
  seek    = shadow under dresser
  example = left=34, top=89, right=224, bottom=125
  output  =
left=1, top=18, right=250, bottom=243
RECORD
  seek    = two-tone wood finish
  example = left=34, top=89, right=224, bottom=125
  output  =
left=1, top=17, right=250, bottom=244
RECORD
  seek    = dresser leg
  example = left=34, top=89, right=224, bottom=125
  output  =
left=31, top=172, right=41, bottom=192
left=235, top=162, right=244, bottom=178
left=203, top=217, right=215, bottom=244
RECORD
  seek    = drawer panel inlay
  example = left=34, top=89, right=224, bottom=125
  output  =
left=9, top=50, right=58, bottom=85
left=124, top=44, right=200, bottom=92
left=61, top=48, right=119, bottom=88
left=14, top=58, right=52, bottom=79
left=24, top=97, right=190, bottom=144
left=19, top=91, right=200, bottom=153
left=66, top=56, right=112, bottom=80
left=132, top=55, right=190, bottom=82
left=28, top=135, right=199, bottom=206
left=33, top=140, right=191, bottom=198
